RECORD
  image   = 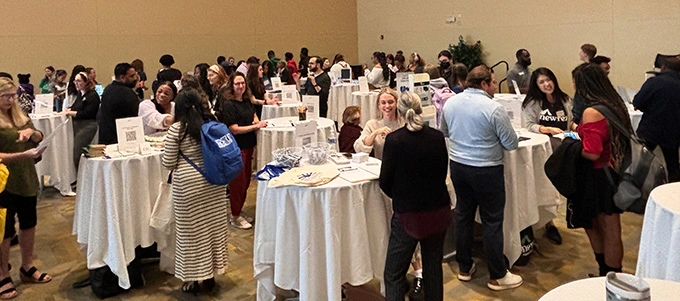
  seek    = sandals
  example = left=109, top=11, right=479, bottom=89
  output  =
left=19, top=266, right=52, bottom=284
left=0, top=277, right=17, bottom=300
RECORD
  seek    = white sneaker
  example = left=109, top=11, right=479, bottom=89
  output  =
left=457, top=262, right=476, bottom=282
left=61, top=191, right=76, bottom=197
left=231, top=216, right=253, bottom=230
left=487, top=270, right=523, bottom=291
left=241, top=214, right=254, bottom=224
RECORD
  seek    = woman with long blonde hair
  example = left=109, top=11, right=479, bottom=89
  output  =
left=354, top=88, right=404, bottom=160
left=0, top=77, right=51, bottom=300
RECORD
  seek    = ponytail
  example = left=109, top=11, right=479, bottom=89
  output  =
left=398, top=92, right=423, bottom=132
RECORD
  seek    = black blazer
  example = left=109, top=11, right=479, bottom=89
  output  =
left=97, top=81, right=140, bottom=144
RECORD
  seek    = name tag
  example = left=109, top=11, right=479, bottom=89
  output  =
left=556, top=110, right=565, bottom=117
left=518, top=71, right=525, bottom=76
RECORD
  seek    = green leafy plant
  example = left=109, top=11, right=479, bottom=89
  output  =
left=449, top=35, right=484, bottom=70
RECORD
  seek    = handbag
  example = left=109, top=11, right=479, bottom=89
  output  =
left=592, top=105, right=668, bottom=214
left=150, top=172, right=173, bottom=233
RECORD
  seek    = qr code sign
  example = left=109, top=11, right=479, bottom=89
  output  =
left=125, top=131, right=137, bottom=142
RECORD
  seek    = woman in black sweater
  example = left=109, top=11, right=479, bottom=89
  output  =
left=379, top=92, right=450, bottom=301
left=63, top=72, right=100, bottom=171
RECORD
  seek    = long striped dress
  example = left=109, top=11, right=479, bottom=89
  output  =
left=162, top=123, right=230, bottom=281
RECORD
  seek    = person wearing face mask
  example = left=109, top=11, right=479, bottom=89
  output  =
left=62, top=72, right=101, bottom=171
left=507, top=49, right=533, bottom=94
left=139, top=81, right=177, bottom=135
left=438, top=50, right=456, bottom=88
left=300, top=56, right=331, bottom=118
left=521, top=67, right=574, bottom=246
left=97, top=62, right=140, bottom=145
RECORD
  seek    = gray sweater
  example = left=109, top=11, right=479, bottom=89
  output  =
left=521, top=98, right=574, bottom=133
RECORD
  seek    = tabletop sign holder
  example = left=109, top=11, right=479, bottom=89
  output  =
left=271, top=77, right=283, bottom=91
left=115, top=117, right=145, bottom=153
left=413, top=73, right=431, bottom=107
left=33, top=94, right=54, bottom=114
left=302, top=95, right=319, bottom=120
left=396, top=72, right=414, bottom=94
left=358, top=76, right=370, bottom=93
left=495, top=94, right=524, bottom=130
left=294, top=120, right=318, bottom=147
left=281, top=85, right=300, bottom=104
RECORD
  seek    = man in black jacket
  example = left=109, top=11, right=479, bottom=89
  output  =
left=633, top=57, right=680, bottom=182
left=97, top=63, right=140, bottom=145
left=301, top=56, right=331, bottom=118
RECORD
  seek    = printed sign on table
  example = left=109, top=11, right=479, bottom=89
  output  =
left=271, top=77, right=282, bottom=91
left=115, top=117, right=145, bottom=153
left=33, top=94, right=54, bottom=114
left=294, top=120, right=318, bottom=147
left=358, top=76, right=369, bottom=93
left=302, top=95, right=319, bottom=120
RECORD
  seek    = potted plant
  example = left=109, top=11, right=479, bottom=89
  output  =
left=449, top=35, right=484, bottom=70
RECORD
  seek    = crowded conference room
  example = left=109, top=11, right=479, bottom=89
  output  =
left=1, top=1, right=679, bottom=300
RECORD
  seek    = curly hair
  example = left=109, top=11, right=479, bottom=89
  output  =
left=573, top=63, right=632, bottom=169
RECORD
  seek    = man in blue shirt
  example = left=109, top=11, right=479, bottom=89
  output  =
left=440, top=65, right=522, bottom=291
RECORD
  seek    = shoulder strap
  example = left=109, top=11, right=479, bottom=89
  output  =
left=591, top=105, right=635, bottom=140
left=179, top=150, right=206, bottom=177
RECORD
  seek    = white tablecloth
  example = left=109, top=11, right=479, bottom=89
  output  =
left=628, top=108, right=643, bottom=131
left=30, top=113, right=76, bottom=194
left=636, top=182, right=680, bottom=281
left=72, top=152, right=169, bottom=289
left=449, top=130, right=561, bottom=266
left=253, top=159, right=391, bottom=301
left=539, top=277, right=680, bottom=300
left=328, top=83, right=359, bottom=124
left=261, top=103, right=300, bottom=120
left=256, top=117, right=336, bottom=170
left=349, top=91, right=379, bottom=127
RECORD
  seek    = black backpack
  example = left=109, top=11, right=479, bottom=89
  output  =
left=592, top=105, right=668, bottom=214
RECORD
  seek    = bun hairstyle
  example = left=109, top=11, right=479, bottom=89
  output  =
left=398, top=92, right=423, bottom=132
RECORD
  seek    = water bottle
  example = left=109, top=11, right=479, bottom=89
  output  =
left=327, top=130, right=339, bottom=154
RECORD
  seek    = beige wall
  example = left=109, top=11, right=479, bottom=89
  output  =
left=358, top=0, right=680, bottom=94
left=1, top=0, right=358, bottom=98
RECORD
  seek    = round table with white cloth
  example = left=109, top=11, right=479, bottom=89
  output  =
left=30, top=113, right=76, bottom=195
left=538, top=277, right=680, bottom=300
left=72, top=152, right=171, bottom=289
left=256, top=117, right=336, bottom=170
left=349, top=91, right=380, bottom=127
left=449, top=129, right=561, bottom=266
left=253, top=158, right=391, bottom=301
left=328, top=83, right=359, bottom=124
left=261, top=103, right=300, bottom=120
left=636, top=182, right=680, bottom=282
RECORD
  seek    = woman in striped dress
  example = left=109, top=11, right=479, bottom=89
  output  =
left=162, top=88, right=230, bottom=295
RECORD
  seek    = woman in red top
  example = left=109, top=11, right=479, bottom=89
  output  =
left=572, top=63, right=633, bottom=276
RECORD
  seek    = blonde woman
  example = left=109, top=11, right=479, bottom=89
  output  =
left=206, top=64, right=229, bottom=111
left=353, top=88, right=404, bottom=159
left=0, top=78, right=51, bottom=300
left=380, top=92, right=450, bottom=301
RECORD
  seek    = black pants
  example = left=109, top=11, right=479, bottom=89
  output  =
left=645, top=142, right=680, bottom=183
left=73, top=119, right=98, bottom=172
left=319, top=100, right=328, bottom=118
left=384, top=215, right=445, bottom=301
left=450, top=161, right=507, bottom=280
left=0, top=191, right=38, bottom=239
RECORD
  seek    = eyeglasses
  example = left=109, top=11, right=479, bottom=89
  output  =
left=0, top=93, right=18, bottom=100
